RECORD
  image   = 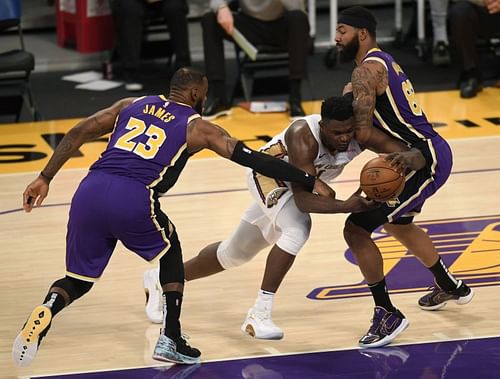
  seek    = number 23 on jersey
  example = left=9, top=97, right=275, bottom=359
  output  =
left=115, top=117, right=167, bottom=159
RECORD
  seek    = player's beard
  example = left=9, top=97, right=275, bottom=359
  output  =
left=339, top=37, right=359, bottom=63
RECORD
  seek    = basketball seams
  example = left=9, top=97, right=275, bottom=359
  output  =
left=361, top=178, right=403, bottom=187
left=360, top=157, right=405, bottom=201
left=360, top=167, right=402, bottom=185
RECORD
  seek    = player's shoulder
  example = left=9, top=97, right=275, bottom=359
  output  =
left=285, top=116, right=320, bottom=152
left=363, top=49, right=393, bottom=70
left=288, top=114, right=320, bottom=130
left=302, top=113, right=321, bottom=124
left=287, top=114, right=319, bottom=136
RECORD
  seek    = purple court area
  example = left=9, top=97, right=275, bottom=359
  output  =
left=32, top=336, right=500, bottom=379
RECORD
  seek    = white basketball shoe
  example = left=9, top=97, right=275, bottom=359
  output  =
left=241, top=307, right=284, bottom=340
left=144, top=268, right=163, bottom=324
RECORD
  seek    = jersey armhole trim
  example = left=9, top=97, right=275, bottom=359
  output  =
left=364, top=57, right=388, bottom=71
left=187, top=114, right=201, bottom=124
left=132, top=96, right=147, bottom=103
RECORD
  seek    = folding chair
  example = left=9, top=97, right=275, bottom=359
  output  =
left=0, top=0, right=39, bottom=122
left=231, top=43, right=314, bottom=103
left=231, top=44, right=289, bottom=102
left=140, top=13, right=173, bottom=65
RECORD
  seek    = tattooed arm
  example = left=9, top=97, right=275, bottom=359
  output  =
left=187, top=118, right=329, bottom=194
left=22, top=98, right=135, bottom=212
left=351, top=60, right=387, bottom=146
left=187, top=118, right=238, bottom=158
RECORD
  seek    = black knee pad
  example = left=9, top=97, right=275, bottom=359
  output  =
left=346, top=210, right=388, bottom=234
left=159, top=229, right=184, bottom=285
left=51, top=276, right=93, bottom=304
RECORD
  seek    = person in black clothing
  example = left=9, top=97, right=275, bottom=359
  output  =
left=110, top=0, right=192, bottom=92
left=449, top=0, right=500, bottom=98
left=201, top=0, right=310, bottom=120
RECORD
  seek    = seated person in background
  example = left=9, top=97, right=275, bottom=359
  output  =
left=110, top=0, right=192, bottom=91
left=449, top=0, right=500, bottom=98
left=201, top=0, right=310, bottom=120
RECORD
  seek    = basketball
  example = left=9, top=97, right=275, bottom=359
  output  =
left=360, top=157, right=405, bottom=202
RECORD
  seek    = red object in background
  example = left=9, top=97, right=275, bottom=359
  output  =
left=55, top=0, right=114, bottom=53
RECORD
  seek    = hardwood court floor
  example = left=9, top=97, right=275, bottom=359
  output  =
left=0, top=88, right=499, bottom=378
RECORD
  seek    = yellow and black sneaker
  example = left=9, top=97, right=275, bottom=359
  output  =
left=12, top=305, right=52, bottom=367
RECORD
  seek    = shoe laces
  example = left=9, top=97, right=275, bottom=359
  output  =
left=367, top=310, right=385, bottom=334
left=251, top=309, right=271, bottom=322
left=176, top=333, right=201, bottom=356
left=420, top=286, right=442, bottom=301
left=179, top=333, right=192, bottom=345
left=427, top=282, right=458, bottom=295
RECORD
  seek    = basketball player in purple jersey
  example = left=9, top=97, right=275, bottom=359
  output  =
left=335, top=6, right=473, bottom=348
left=12, top=68, right=336, bottom=367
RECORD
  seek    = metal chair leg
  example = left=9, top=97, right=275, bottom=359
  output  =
left=241, top=70, right=253, bottom=102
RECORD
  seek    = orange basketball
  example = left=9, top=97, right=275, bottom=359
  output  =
left=360, top=157, right=405, bottom=202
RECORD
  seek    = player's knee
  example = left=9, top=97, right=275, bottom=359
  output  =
left=276, top=224, right=311, bottom=256
left=51, top=276, right=93, bottom=303
left=343, top=219, right=361, bottom=241
left=216, top=239, right=260, bottom=269
left=345, top=213, right=379, bottom=237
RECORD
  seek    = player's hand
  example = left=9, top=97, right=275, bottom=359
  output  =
left=217, top=6, right=234, bottom=35
left=22, top=176, right=50, bottom=212
left=381, top=148, right=426, bottom=173
left=344, top=187, right=379, bottom=213
left=313, top=177, right=336, bottom=198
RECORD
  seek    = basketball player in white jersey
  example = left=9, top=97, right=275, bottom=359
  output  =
left=143, top=96, right=412, bottom=335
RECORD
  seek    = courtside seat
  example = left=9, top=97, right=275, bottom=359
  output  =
left=0, top=2, right=39, bottom=122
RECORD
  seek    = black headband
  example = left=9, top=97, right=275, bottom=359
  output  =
left=337, top=14, right=376, bottom=32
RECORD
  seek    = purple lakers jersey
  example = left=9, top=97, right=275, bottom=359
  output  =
left=90, top=95, right=200, bottom=194
left=362, top=48, right=438, bottom=149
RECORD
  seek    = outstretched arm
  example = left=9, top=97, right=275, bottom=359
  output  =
left=22, top=98, right=135, bottom=212
left=359, top=126, right=409, bottom=154
left=286, top=122, right=376, bottom=214
left=360, top=127, right=426, bottom=172
left=187, top=118, right=318, bottom=190
left=350, top=63, right=426, bottom=173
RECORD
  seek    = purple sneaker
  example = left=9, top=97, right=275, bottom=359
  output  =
left=359, top=306, right=409, bottom=348
left=418, top=280, right=474, bottom=311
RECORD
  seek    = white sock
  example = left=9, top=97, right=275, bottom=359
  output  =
left=254, top=289, right=275, bottom=312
